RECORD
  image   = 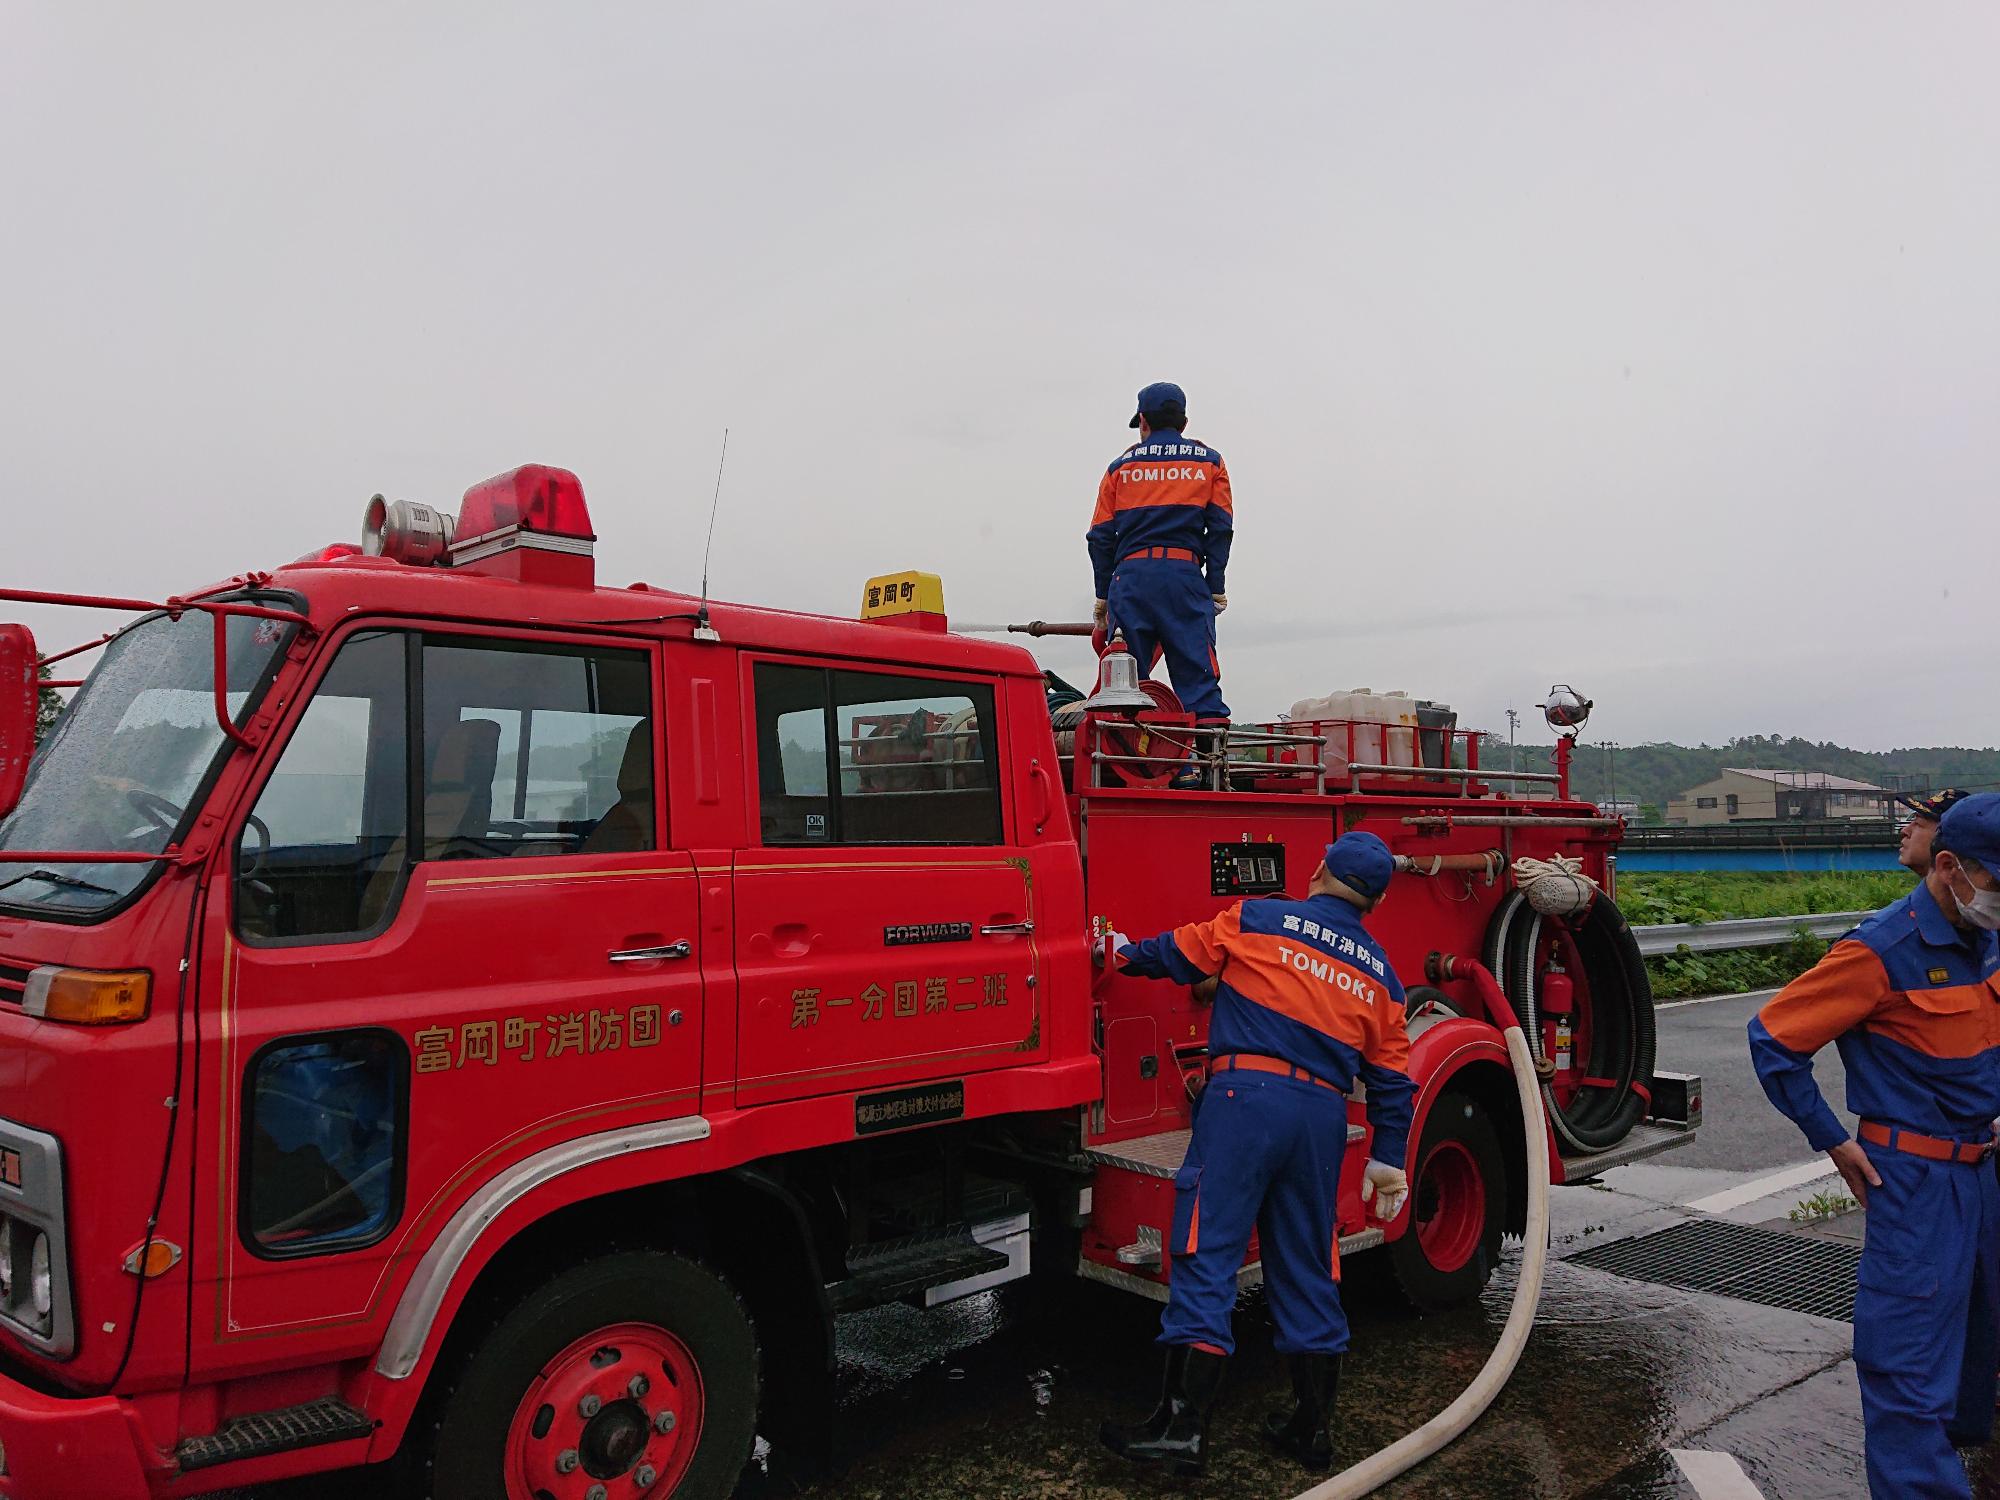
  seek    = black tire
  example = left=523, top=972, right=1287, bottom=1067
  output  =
left=1388, top=1091, right=1507, bottom=1311
left=408, top=1251, right=759, bottom=1500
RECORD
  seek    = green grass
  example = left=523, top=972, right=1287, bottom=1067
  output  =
left=1618, top=871, right=1917, bottom=1000
left=1615, top=870, right=1915, bottom=925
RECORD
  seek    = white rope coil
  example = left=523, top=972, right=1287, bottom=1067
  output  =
left=1511, top=853, right=1600, bottom=916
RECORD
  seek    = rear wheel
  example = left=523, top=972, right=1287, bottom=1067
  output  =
left=413, top=1251, right=759, bottom=1500
left=1388, top=1091, right=1506, bottom=1310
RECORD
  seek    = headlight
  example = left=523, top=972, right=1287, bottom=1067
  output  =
left=28, top=1233, right=50, bottom=1322
left=0, top=1218, right=12, bottom=1303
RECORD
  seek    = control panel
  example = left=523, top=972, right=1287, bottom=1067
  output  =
left=1210, top=841, right=1286, bottom=897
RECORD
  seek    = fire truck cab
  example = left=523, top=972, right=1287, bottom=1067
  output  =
left=0, top=466, right=1696, bottom=1500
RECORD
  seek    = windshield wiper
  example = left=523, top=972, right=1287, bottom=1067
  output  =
left=0, top=868, right=121, bottom=898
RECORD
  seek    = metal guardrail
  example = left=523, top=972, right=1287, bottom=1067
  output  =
left=1631, top=910, right=1869, bottom=956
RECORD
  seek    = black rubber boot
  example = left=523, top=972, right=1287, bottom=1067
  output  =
left=1263, top=1353, right=1340, bottom=1472
left=1099, top=1345, right=1228, bottom=1476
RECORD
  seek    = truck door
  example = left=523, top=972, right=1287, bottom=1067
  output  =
left=192, top=626, right=702, bottom=1361
left=733, top=660, right=1042, bottom=1109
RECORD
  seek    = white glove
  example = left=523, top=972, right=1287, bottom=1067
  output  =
left=1092, top=929, right=1130, bottom=968
left=1359, top=1159, right=1409, bottom=1222
left=1210, top=593, right=1228, bottom=613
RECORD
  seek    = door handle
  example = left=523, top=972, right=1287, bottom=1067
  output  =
left=609, top=941, right=692, bottom=964
left=1029, top=757, right=1053, bottom=835
left=980, top=921, right=1035, bottom=937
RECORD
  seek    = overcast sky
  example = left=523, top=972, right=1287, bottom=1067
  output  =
left=6, top=3, right=1996, bottom=753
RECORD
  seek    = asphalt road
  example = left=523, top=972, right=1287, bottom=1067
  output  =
left=207, top=989, right=1997, bottom=1500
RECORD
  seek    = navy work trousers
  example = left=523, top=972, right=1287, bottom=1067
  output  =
left=1108, top=558, right=1228, bottom=722
left=1161, top=1070, right=1348, bottom=1355
left=1854, top=1140, right=2000, bottom=1500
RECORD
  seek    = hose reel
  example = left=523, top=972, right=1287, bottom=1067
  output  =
left=1482, top=876, right=1656, bottom=1156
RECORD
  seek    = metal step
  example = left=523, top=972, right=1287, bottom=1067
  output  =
left=176, top=1396, right=374, bottom=1472
left=1556, top=1121, right=1696, bottom=1184
left=1087, top=1122, right=1366, bottom=1180
left=829, top=1226, right=1012, bottom=1314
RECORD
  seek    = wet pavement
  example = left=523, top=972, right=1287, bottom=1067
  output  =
left=207, top=990, right=2000, bottom=1500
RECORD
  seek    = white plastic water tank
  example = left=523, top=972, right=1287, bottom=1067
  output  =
left=1381, top=691, right=1418, bottom=768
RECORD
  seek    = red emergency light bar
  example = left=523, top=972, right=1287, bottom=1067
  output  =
left=454, top=465, right=595, bottom=549
left=442, top=465, right=597, bottom=587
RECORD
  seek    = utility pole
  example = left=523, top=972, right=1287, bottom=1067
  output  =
left=1506, top=707, right=1519, bottom=775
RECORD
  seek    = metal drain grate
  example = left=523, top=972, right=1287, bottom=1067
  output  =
left=1569, top=1219, right=1862, bottom=1322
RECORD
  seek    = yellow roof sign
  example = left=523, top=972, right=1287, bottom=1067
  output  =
left=860, top=571, right=945, bottom=620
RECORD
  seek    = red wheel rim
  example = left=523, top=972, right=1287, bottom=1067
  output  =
left=1414, top=1138, right=1485, bottom=1274
left=504, top=1321, right=706, bottom=1500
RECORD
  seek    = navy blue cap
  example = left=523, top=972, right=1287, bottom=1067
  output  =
left=1895, top=787, right=1970, bottom=821
left=1129, top=380, right=1187, bottom=429
left=1936, top=792, right=2000, bottom=880
left=1323, top=831, right=1394, bottom=901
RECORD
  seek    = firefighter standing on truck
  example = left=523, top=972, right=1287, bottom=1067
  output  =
left=1088, top=381, right=1233, bottom=743
left=1092, top=831, right=1414, bottom=1476
left=1748, top=792, right=2000, bottom=1500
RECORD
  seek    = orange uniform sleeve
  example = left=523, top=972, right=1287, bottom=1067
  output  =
left=1091, top=468, right=1117, bottom=527
left=1757, top=939, right=1892, bottom=1055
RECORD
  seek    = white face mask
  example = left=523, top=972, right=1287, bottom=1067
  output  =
left=1948, top=867, right=2000, bottom=931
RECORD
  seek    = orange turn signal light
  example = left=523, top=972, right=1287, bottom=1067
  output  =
left=22, top=966, right=150, bottom=1025
left=122, top=1239, right=183, bottom=1278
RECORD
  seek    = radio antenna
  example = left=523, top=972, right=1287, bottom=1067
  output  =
left=694, top=427, right=728, bottom=642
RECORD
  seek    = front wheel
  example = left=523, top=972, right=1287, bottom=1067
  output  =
left=412, top=1251, right=759, bottom=1500
left=1388, top=1091, right=1507, bottom=1311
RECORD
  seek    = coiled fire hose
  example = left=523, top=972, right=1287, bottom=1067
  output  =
left=1293, top=954, right=1551, bottom=1500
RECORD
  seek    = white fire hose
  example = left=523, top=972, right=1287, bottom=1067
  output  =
left=1294, top=956, right=1552, bottom=1500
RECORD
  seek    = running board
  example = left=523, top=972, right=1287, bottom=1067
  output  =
left=1556, top=1121, right=1696, bottom=1184
left=175, top=1396, right=374, bottom=1472
left=1087, top=1123, right=1366, bottom=1180
left=829, top=1225, right=1015, bottom=1314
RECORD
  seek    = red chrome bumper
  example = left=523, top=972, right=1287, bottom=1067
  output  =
left=0, top=1370, right=153, bottom=1500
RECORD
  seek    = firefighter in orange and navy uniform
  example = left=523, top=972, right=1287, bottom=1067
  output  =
left=1749, top=793, right=2000, bottom=1500
left=1088, top=381, right=1233, bottom=730
left=1094, top=831, right=1415, bottom=1475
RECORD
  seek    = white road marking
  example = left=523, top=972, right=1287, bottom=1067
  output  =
left=1671, top=1448, right=1767, bottom=1498
left=1684, top=1157, right=1838, bottom=1214
left=1655, top=987, right=1781, bottom=1012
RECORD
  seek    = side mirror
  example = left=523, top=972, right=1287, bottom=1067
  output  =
left=0, top=624, right=38, bottom=822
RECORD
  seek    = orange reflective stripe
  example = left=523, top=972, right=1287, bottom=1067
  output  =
left=1185, top=1191, right=1201, bottom=1256
left=1864, top=982, right=1996, bottom=1060
left=1330, top=1227, right=1342, bottom=1282
left=1213, top=929, right=1380, bottom=1049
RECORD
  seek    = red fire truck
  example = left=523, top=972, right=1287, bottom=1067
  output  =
left=0, top=466, right=1696, bottom=1499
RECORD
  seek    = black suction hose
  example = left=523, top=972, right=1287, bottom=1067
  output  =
left=1484, top=889, right=1656, bottom=1155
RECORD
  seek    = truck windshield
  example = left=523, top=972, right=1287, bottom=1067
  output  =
left=0, top=602, right=297, bottom=915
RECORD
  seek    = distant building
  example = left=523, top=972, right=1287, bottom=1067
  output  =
left=1665, top=768, right=1889, bottom=826
left=1598, top=798, right=1641, bottom=821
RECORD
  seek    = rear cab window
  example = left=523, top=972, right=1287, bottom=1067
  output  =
left=752, top=662, right=1002, bottom=846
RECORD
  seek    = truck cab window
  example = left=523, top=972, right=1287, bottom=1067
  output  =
left=237, top=631, right=409, bottom=943
left=755, top=664, right=1001, bottom=845
left=420, top=639, right=653, bottom=859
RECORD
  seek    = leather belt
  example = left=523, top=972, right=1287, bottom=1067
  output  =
left=1858, top=1119, right=1996, bottom=1165
left=1208, top=1052, right=1341, bottom=1093
left=1123, top=546, right=1198, bottom=563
